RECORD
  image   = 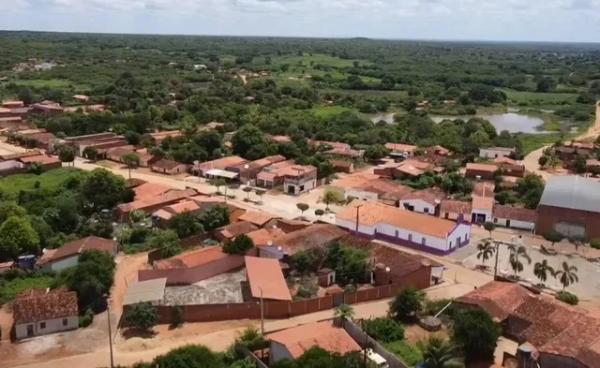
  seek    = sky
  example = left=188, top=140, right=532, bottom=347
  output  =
left=1, top=0, right=600, bottom=42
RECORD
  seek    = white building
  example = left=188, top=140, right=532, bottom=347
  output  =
left=336, top=201, right=471, bottom=254
left=471, top=196, right=494, bottom=224
left=399, top=191, right=441, bottom=216
left=479, top=147, right=515, bottom=159
left=38, top=236, right=117, bottom=273
left=492, top=204, right=537, bottom=231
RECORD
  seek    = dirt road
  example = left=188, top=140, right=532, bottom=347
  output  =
left=523, top=100, right=600, bottom=177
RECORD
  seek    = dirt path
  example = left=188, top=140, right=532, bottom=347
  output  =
left=523, top=100, right=600, bottom=177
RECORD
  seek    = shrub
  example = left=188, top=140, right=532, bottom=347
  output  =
left=79, top=308, right=94, bottom=328
left=389, top=287, right=425, bottom=321
left=123, top=302, right=158, bottom=331
left=556, top=290, right=579, bottom=305
left=385, top=340, right=423, bottom=367
left=223, top=234, right=254, bottom=255
left=590, top=238, right=600, bottom=250
left=363, top=317, right=405, bottom=343
left=452, top=309, right=500, bottom=361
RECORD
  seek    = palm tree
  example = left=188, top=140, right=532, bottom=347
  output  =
left=555, top=262, right=579, bottom=290
left=476, top=241, right=495, bottom=268
left=333, top=304, right=355, bottom=321
left=509, top=245, right=532, bottom=276
left=417, top=336, right=464, bottom=368
left=533, top=259, right=555, bottom=286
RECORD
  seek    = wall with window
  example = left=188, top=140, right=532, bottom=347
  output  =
left=15, top=315, right=79, bottom=340
left=399, top=199, right=437, bottom=215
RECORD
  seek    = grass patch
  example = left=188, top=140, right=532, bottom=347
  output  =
left=500, top=88, right=578, bottom=105
left=311, top=105, right=357, bottom=119
left=271, top=53, right=371, bottom=69
left=0, top=168, right=88, bottom=197
left=12, top=78, right=88, bottom=90
left=385, top=340, right=423, bottom=367
left=518, top=133, right=562, bottom=155
left=0, top=275, right=56, bottom=305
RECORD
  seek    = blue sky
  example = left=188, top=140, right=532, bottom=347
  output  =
left=1, top=0, right=600, bottom=42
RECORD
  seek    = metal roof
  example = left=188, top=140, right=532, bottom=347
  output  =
left=539, top=176, right=600, bottom=214
left=123, top=278, right=167, bottom=305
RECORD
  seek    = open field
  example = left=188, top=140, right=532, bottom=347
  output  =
left=0, top=167, right=88, bottom=197
left=11, top=78, right=89, bottom=90
left=501, top=88, right=579, bottom=105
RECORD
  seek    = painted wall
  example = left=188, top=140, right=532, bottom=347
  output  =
left=15, top=316, right=78, bottom=340
left=43, top=255, right=79, bottom=273
left=399, top=199, right=436, bottom=215
left=493, top=217, right=535, bottom=231
left=479, top=148, right=512, bottom=159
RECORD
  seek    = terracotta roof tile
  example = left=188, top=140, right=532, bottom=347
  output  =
left=274, top=224, right=346, bottom=254
left=238, top=210, right=278, bottom=227
left=41, top=236, right=116, bottom=264
left=154, top=246, right=232, bottom=269
left=472, top=196, right=494, bottom=211
left=467, top=163, right=498, bottom=173
left=245, top=256, right=291, bottom=301
left=133, top=182, right=172, bottom=201
left=13, top=289, right=78, bottom=324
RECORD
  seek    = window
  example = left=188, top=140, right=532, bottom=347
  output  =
left=408, top=234, right=413, bottom=242
left=494, top=218, right=498, bottom=224
left=421, top=237, right=426, bottom=245
left=40, top=322, right=46, bottom=329
left=424, top=207, right=429, bottom=214
left=62, top=319, right=68, bottom=326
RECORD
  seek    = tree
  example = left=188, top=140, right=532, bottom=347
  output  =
left=0, top=201, right=27, bottom=224
left=538, top=155, right=548, bottom=168
left=483, top=222, right=495, bottom=238
left=544, top=230, right=564, bottom=248
left=242, top=186, right=253, bottom=202
left=363, top=317, right=404, bottom=342
left=123, top=302, right=158, bottom=332
left=62, top=250, right=116, bottom=311
left=508, top=245, right=531, bottom=276
left=231, top=124, right=268, bottom=160
left=536, top=76, right=557, bottom=92
left=121, top=152, right=140, bottom=180
left=333, top=304, right=354, bottom=321
left=151, top=345, right=223, bottom=368
left=27, top=162, right=43, bottom=175
left=82, top=146, right=98, bottom=161
left=555, top=262, right=579, bottom=290
left=169, top=212, right=203, bottom=238
left=476, top=241, right=495, bottom=268
left=255, top=189, right=266, bottom=204
left=364, top=144, right=389, bottom=161
left=223, top=234, right=254, bottom=255
left=81, top=169, right=132, bottom=211
left=147, top=229, right=181, bottom=259
left=417, top=336, right=464, bottom=368
left=0, top=216, right=40, bottom=260
left=296, top=203, right=309, bottom=216
left=452, top=309, right=499, bottom=361
left=533, top=259, right=555, bottom=286
left=314, top=208, right=325, bottom=218
left=325, top=243, right=369, bottom=285
left=199, top=205, right=229, bottom=231
left=58, top=145, right=76, bottom=167
left=389, top=287, right=425, bottom=321
left=323, top=189, right=342, bottom=210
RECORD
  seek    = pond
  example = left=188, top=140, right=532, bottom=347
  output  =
left=430, top=112, right=549, bottom=134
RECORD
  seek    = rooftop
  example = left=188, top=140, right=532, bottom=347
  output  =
left=466, top=162, right=499, bottom=173
left=238, top=210, right=278, bottom=227
left=133, top=182, right=172, bottom=201
left=39, top=236, right=116, bottom=265
left=154, top=246, right=235, bottom=270
left=216, top=221, right=259, bottom=240
left=245, top=256, right=291, bottom=301
left=385, top=142, right=418, bottom=153
left=274, top=224, right=347, bottom=254
left=493, top=204, right=537, bottom=223
left=13, top=288, right=78, bottom=324
left=337, top=201, right=460, bottom=238
left=539, top=175, right=600, bottom=214
left=267, top=321, right=361, bottom=359
left=472, top=196, right=494, bottom=211
left=246, top=227, right=285, bottom=247
left=152, top=159, right=185, bottom=170
left=440, top=200, right=472, bottom=215
left=123, top=278, right=167, bottom=306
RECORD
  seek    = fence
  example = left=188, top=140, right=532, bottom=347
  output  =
left=155, top=283, right=406, bottom=324
left=342, top=319, right=408, bottom=368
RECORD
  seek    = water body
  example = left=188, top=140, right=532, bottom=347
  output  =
left=370, top=112, right=396, bottom=125
left=430, top=112, right=548, bottom=134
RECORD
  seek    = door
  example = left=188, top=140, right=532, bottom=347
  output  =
left=27, top=324, right=34, bottom=337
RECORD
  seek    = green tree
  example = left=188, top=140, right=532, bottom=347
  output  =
left=169, top=212, right=203, bottom=238
left=325, top=243, right=369, bottom=285
left=452, top=309, right=499, bottom=361
left=533, top=259, right=555, bottom=285
left=121, top=152, right=140, bottom=180
left=58, top=145, right=76, bottom=167
left=323, top=189, right=342, bottom=210
left=389, top=287, right=425, bottom=321
left=27, top=162, right=43, bottom=175
left=417, top=336, right=464, bottom=368
left=223, top=234, right=254, bottom=255
left=508, top=245, right=532, bottom=276
left=554, top=262, right=579, bottom=290
left=148, top=229, right=182, bottom=259
left=476, top=241, right=495, bottom=268
left=544, top=230, right=564, bottom=247
left=123, top=302, right=158, bottom=332
left=333, top=303, right=355, bottom=321
left=62, top=250, right=116, bottom=311
left=231, top=124, right=268, bottom=160
left=0, top=201, right=27, bottom=224
left=82, top=146, right=98, bottom=161
left=199, top=205, right=230, bottom=231
left=242, top=186, right=253, bottom=202
left=364, top=144, right=389, bottom=161
left=483, top=222, right=495, bottom=238
left=151, top=345, right=224, bottom=368
left=363, top=317, right=405, bottom=342
left=296, top=203, right=309, bottom=216
left=0, top=216, right=40, bottom=260
left=80, top=169, right=132, bottom=211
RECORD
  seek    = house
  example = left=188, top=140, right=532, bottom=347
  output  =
left=465, top=163, right=498, bottom=180
left=492, top=205, right=537, bottom=231
left=151, top=199, right=202, bottom=226
left=282, top=164, right=317, bottom=195
left=473, top=181, right=496, bottom=197
left=385, top=142, right=418, bottom=159
left=310, top=140, right=364, bottom=159
left=132, top=182, right=172, bottom=201
left=2, top=100, right=25, bottom=109
left=336, top=201, right=471, bottom=254
left=586, top=159, right=600, bottom=175
left=139, top=246, right=247, bottom=285
left=192, top=156, right=247, bottom=177
left=479, top=146, right=515, bottom=159
left=0, top=160, right=26, bottom=176
left=31, top=101, right=63, bottom=115
left=106, top=146, right=136, bottom=162
left=493, top=156, right=525, bottom=178
left=399, top=190, right=441, bottom=216
left=148, top=130, right=182, bottom=144
left=471, top=196, right=494, bottom=224
left=331, top=160, right=354, bottom=174
left=238, top=210, right=278, bottom=228
left=13, top=288, right=79, bottom=340
left=73, top=94, right=90, bottom=103
left=456, top=281, right=600, bottom=368
left=266, top=321, right=361, bottom=365
left=226, top=155, right=286, bottom=185
left=344, top=178, right=410, bottom=202
left=245, top=227, right=285, bottom=248
left=214, top=221, right=258, bottom=242
left=260, top=224, right=347, bottom=259
left=115, top=188, right=197, bottom=221
left=18, top=154, right=62, bottom=171
left=439, top=200, right=472, bottom=221
left=374, top=159, right=433, bottom=179
left=536, top=175, right=600, bottom=240
left=256, top=160, right=295, bottom=188
left=244, top=256, right=292, bottom=301
left=37, top=236, right=117, bottom=272
left=123, top=278, right=167, bottom=307
left=151, top=159, right=188, bottom=175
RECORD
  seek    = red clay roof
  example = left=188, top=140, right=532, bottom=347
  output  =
left=152, top=159, right=186, bottom=170
left=154, top=246, right=230, bottom=270
left=18, top=154, right=61, bottom=165
left=400, top=190, right=441, bottom=205
left=267, top=321, right=361, bottom=359
left=274, top=224, right=346, bottom=254
left=472, top=196, right=494, bottom=211
left=13, top=289, right=78, bottom=324
left=117, top=188, right=197, bottom=213
left=467, top=163, right=498, bottom=173
left=238, top=210, right=278, bottom=227
left=246, top=228, right=285, bottom=247
left=41, top=236, right=116, bottom=264
left=456, top=281, right=533, bottom=321
left=440, top=200, right=472, bottom=215
left=133, top=182, right=172, bottom=201
left=216, top=221, right=258, bottom=240
left=245, top=256, right=291, bottom=301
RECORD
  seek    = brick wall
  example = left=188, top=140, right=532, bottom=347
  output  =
left=139, top=254, right=246, bottom=285
left=536, top=205, right=600, bottom=240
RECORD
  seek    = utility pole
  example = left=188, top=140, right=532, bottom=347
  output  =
left=106, top=295, right=114, bottom=368
left=355, top=204, right=363, bottom=234
left=260, top=288, right=265, bottom=336
left=494, top=241, right=500, bottom=280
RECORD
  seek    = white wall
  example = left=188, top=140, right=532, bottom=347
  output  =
left=336, top=218, right=376, bottom=235
left=284, top=178, right=316, bottom=195
left=479, top=148, right=512, bottom=159
left=399, top=199, right=436, bottom=215
left=44, top=255, right=79, bottom=273
left=494, top=217, right=535, bottom=231
left=15, top=316, right=78, bottom=340
left=472, top=209, right=493, bottom=223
